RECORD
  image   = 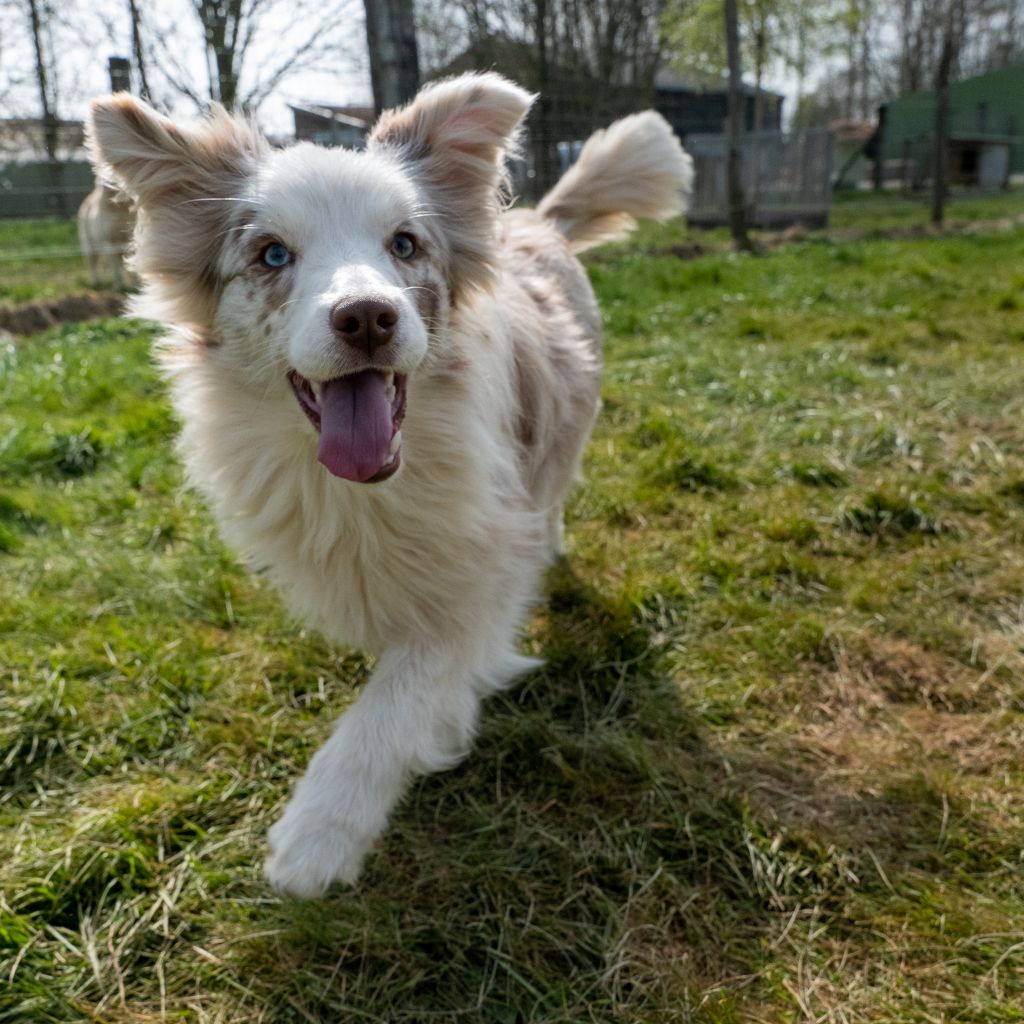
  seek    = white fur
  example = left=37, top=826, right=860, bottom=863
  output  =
left=86, top=76, right=692, bottom=898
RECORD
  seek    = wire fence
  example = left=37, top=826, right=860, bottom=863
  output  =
left=0, top=159, right=95, bottom=218
left=0, top=72, right=838, bottom=309
left=687, top=129, right=836, bottom=229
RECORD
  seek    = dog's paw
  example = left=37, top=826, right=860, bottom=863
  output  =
left=264, top=801, right=372, bottom=899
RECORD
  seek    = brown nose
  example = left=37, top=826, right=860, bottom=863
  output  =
left=330, top=298, right=398, bottom=356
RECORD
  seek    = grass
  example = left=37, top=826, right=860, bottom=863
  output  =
left=830, top=184, right=1024, bottom=231
left=3, top=205, right=1024, bottom=1020
left=0, top=219, right=99, bottom=304
left=610, top=184, right=1024, bottom=256
left=5, top=185, right=1023, bottom=309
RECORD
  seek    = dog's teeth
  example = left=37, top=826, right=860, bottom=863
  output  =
left=386, top=383, right=396, bottom=404
left=389, top=430, right=402, bottom=456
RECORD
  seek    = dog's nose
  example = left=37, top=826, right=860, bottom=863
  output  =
left=330, top=298, right=399, bottom=356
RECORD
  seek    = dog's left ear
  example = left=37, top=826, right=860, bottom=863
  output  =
left=369, top=73, right=534, bottom=299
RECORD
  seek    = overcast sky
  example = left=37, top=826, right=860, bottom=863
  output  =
left=1, top=0, right=371, bottom=135
left=1, top=1, right=801, bottom=136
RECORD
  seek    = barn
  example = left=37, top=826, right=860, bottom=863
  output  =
left=873, top=61, right=1024, bottom=189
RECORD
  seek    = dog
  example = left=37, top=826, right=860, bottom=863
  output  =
left=86, top=74, right=692, bottom=898
left=77, top=182, right=134, bottom=289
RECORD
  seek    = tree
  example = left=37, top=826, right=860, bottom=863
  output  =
left=365, top=0, right=420, bottom=115
left=23, top=0, right=65, bottom=215
left=416, top=0, right=667, bottom=196
left=138, top=0, right=359, bottom=114
left=126, top=0, right=152, bottom=102
left=724, top=0, right=752, bottom=249
left=931, top=0, right=966, bottom=225
left=663, top=0, right=829, bottom=128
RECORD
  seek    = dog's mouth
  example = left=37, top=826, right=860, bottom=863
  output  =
left=288, top=369, right=407, bottom=483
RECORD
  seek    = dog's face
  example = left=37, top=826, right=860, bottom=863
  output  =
left=216, top=147, right=432, bottom=483
left=87, top=75, right=532, bottom=483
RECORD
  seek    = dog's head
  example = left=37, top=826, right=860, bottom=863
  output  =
left=86, top=75, right=533, bottom=483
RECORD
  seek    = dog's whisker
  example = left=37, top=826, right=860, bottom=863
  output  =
left=181, top=196, right=261, bottom=206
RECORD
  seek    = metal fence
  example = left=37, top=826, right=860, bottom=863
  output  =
left=0, top=159, right=95, bottom=219
left=686, top=129, right=836, bottom=229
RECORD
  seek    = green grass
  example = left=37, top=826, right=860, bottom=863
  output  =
left=830, top=184, right=1024, bottom=231
left=3, top=223, right=1024, bottom=1021
left=0, top=219, right=102, bottom=303
left=610, top=184, right=1024, bottom=255
left=4, top=187, right=1023, bottom=309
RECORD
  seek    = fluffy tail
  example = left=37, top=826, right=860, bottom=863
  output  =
left=537, top=111, right=693, bottom=253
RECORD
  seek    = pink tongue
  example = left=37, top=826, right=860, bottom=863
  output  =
left=317, top=371, right=393, bottom=481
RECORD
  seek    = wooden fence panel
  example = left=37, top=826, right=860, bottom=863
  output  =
left=686, top=129, right=835, bottom=229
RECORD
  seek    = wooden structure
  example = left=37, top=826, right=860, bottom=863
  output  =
left=686, top=129, right=835, bottom=230
left=873, top=62, right=1024, bottom=189
left=653, top=70, right=783, bottom=138
left=289, top=105, right=372, bottom=149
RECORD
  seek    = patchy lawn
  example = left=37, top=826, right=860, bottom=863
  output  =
left=0, top=218, right=96, bottom=304
left=829, top=184, right=1024, bottom=231
left=2, top=220, right=1024, bottom=1021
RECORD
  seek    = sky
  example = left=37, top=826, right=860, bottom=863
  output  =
left=1, top=0, right=801, bottom=138
left=1, top=0, right=371, bottom=135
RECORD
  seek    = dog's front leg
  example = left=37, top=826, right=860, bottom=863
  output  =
left=264, top=642, right=535, bottom=898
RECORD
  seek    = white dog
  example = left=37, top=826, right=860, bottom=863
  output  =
left=86, top=74, right=692, bottom=898
left=77, top=182, right=134, bottom=289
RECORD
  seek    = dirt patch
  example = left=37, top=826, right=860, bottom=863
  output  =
left=0, top=291, right=126, bottom=337
left=827, top=634, right=986, bottom=714
left=900, top=707, right=1021, bottom=776
left=649, top=242, right=707, bottom=261
left=859, top=636, right=956, bottom=700
left=749, top=213, right=1024, bottom=253
left=829, top=212, right=1024, bottom=246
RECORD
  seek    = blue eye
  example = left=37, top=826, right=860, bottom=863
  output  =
left=261, top=242, right=292, bottom=268
left=391, top=233, right=416, bottom=259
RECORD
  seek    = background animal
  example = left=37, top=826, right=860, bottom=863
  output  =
left=77, top=183, right=134, bottom=289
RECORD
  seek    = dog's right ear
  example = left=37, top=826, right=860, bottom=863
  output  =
left=87, top=93, right=264, bottom=205
left=86, top=95, right=266, bottom=325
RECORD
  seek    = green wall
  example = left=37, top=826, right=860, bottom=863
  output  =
left=0, top=160, right=94, bottom=219
left=881, top=62, right=1024, bottom=179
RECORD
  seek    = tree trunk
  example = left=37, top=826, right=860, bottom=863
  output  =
left=724, top=0, right=752, bottom=250
left=26, top=0, right=65, bottom=217
left=931, top=0, right=962, bottom=226
left=532, top=0, right=557, bottom=199
left=872, top=105, right=886, bottom=191
left=364, top=0, right=420, bottom=117
left=753, top=4, right=766, bottom=133
left=858, top=0, right=871, bottom=120
left=845, top=0, right=857, bottom=120
left=127, top=0, right=152, bottom=102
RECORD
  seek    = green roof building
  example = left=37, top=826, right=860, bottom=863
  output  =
left=874, top=61, right=1023, bottom=188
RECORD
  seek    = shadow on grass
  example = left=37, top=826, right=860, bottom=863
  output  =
left=228, top=563, right=980, bottom=1021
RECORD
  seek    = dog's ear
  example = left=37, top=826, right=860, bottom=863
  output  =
left=86, top=94, right=266, bottom=324
left=87, top=93, right=263, bottom=204
left=368, top=73, right=534, bottom=299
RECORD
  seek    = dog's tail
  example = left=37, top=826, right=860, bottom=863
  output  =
left=536, top=111, right=693, bottom=254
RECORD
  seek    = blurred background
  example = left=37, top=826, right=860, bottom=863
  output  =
left=1, top=0, right=1022, bottom=304
left=4, top=6, right=1024, bottom=1019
